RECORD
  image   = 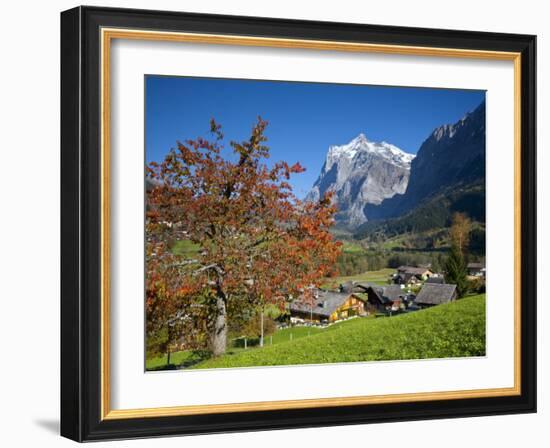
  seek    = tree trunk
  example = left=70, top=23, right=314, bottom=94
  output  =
left=166, top=349, right=171, bottom=366
left=210, top=294, right=227, bottom=357
left=259, top=308, right=264, bottom=347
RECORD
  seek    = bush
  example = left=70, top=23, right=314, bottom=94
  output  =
left=466, top=277, right=485, bottom=294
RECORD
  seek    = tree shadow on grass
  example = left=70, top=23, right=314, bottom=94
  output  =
left=147, top=350, right=212, bottom=371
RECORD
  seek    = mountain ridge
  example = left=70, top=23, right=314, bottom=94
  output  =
left=364, top=100, right=486, bottom=223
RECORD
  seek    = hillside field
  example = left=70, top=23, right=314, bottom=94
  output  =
left=323, top=268, right=394, bottom=288
left=160, top=294, right=486, bottom=370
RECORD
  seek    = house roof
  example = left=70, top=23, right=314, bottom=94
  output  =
left=425, top=276, right=445, bottom=284
left=467, top=262, right=485, bottom=269
left=340, top=281, right=381, bottom=294
left=382, top=285, right=406, bottom=302
left=396, top=272, right=421, bottom=282
left=396, top=265, right=432, bottom=276
left=415, top=283, right=457, bottom=305
left=339, top=281, right=354, bottom=293
left=289, top=290, right=352, bottom=318
left=365, top=285, right=405, bottom=304
left=353, top=282, right=380, bottom=291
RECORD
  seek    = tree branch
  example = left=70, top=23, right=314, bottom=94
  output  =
left=193, top=263, right=224, bottom=276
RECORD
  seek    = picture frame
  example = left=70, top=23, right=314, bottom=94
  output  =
left=60, top=5, right=536, bottom=442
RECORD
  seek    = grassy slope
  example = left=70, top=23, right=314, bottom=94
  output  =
left=323, top=268, right=394, bottom=288
left=194, top=294, right=486, bottom=369
left=146, top=326, right=335, bottom=370
left=146, top=350, right=198, bottom=370
left=340, top=241, right=366, bottom=254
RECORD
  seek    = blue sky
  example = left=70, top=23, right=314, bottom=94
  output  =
left=146, top=76, right=485, bottom=198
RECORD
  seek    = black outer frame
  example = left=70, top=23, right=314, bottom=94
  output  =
left=60, top=5, right=537, bottom=442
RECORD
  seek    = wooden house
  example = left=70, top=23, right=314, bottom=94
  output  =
left=415, top=283, right=457, bottom=308
left=393, top=265, right=433, bottom=285
left=467, top=262, right=486, bottom=277
left=339, top=281, right=379, bottom=294
left=289, top=290, right=366, bottom=324
left=356, top=285, right=406, bottom=314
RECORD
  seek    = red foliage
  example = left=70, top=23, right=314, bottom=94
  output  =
left=145, top=118, right=341, bottom=356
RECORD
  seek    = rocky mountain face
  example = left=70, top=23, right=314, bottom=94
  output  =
left=365, top=100, right=486, bottom=222
left=306, top=133, right=414, bottom=229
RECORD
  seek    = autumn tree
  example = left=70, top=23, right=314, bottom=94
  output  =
left=445, top=212, right=471, bottom=297
left=449, top=212, right=471, bottom=256
left=146, top=118, right=341, bottom=357
left=145, top=252, right=211, bottom=363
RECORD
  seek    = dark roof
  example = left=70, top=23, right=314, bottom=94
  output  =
left=366, top=285, right=406, bottom=304
left=394, top=272, right=422, bottom=285
left=467, top=262, right=485, bottom=269
left=339, top=281, right=354, bottom=293
left=382, top=285, right=406, bottom=302
left=340, top=281, right=382, bottom=293
left=289, top=290, right=352, bottom=318
left=396, top=265, right=432, bottom=276
left=415, top=283, right=457, bottom=305
left=425, top=276, right=445, bottom=284
left=353, top=282, right=380, bottom=291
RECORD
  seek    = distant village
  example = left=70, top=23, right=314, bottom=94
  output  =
left=289, top=262, right=486, bottom=326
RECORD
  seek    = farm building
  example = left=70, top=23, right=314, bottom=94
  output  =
left=289, top=290, right=365, bottom=324
left=415, top=283, right=457, bottom=308
left=355, top=284, right=407, bottom=314
left=393, top=266, right=433, bottom=285
left=467, top=262, right=486, bottom=277
left=339, top=281, right=379, bottom=294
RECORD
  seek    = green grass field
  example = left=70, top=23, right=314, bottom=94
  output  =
left=192, top=294, right=485, bottom=369
left=146, top=325, right=342, bottom=370
left=340, top=241, right=366, bottom=254
left=323, top=268, right=394, bottom=288
left=146, top=350, right=198, bottom=370
left=148, top=294, right=486, bottom=370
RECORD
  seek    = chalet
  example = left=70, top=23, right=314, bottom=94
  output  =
left=289, top=290, right=365, bottom=324
left=467, top=262, right=486, bottom=277
left=356, top=285, right=406, bottom=314
left=415, top=283, right=457, bottom=308
left=339, top=281, right=379, bottom=294
left=393, top=266, right=433, bottom=285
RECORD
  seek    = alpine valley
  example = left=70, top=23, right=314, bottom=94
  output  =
left=307, top=100, right=486, bottom=274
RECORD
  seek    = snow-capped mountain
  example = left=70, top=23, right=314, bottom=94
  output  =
left=307, top=133, right=414, bottom=228
left=325, top=133, right=414, bottom=171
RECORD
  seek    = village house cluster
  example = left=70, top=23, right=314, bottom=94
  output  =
left=289, top=262, right=485, bottom=326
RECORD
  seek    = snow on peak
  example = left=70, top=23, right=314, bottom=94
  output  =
left=326, top=133, right=414, bottom=170
left=354, top=133, right=369, bottom=143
